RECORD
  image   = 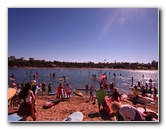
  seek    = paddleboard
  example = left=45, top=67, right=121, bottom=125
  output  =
left=127, top=94, right=154, bottom=104
left=8, top=113, right=22, bottom=121
left=137, top=107, right=158, bottom=121
left=8, top=88, right=16, bottom=100
left=43, top=99, right=55, bottom=109
left=10, top=78, right=15, bottom=81
left=59, top=77, right=68, bottom=81
left=35, top=86, right=39, bottom=94
left=63, top=111, right=83, bottom=121
left=75, top=88, right=90, bottom=91
left=46, top=76, right=55, bottom=78
left=49, top=91, right=56, bottom=95
left=61, top=89, right=67, bottom=99
left=73, top=90, right=83, bottom=97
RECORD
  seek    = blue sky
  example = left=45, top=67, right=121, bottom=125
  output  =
left=8, top=8, right=158, bottom=63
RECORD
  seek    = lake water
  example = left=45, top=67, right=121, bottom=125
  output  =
left=8, top=68, right=158, bottom=95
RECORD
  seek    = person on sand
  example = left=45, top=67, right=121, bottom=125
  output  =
left=132, top=85, right=138, bottom=104
left=48, top=82, right=52, bottom=94
left=65, top=83, right=72, bottom=99
left=31, top=80, right=37, bottom=96
left=86, top=84, right=89, bottom=90
left=110, top=101, right=145, bottom=121
left=89, top=86, right=94, bottom=101
left=153, top=86, right=158, bottom=101
left=56, top=83, right=64, bottom=99
left=96, top=85, right=107, bottom=112
left=42, top=82, right=46, bottom=95
left=111, top=88, right=121, bottom=102
left=17, top=82, right=36, bottom=121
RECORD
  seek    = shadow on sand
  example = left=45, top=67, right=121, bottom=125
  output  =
left=88, top=109, right=116, bottom=121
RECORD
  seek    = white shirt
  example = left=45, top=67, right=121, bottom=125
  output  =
left=119, top=105, right=136, bottom=121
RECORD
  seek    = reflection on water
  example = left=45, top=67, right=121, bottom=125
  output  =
left=8, top=68, right=158, bottom=95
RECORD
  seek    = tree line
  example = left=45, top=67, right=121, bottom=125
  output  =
left=8, top=59, right=158, bottom=70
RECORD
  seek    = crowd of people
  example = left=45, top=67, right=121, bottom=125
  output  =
left=8, top=73, right=158, bottom=122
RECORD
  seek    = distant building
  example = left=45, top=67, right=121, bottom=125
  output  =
left=8, top=56, right=16, bottom=60
left=29, top=58, right=34, bottom=61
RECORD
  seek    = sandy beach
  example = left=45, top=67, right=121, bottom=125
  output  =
left=8, top=90, right=158, bottom=122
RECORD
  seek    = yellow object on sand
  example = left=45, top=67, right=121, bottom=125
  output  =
left=73, top=90, right=83, bottom=97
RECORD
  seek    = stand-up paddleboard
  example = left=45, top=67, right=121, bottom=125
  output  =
left=10, top=78, right=15, bottom=81
left=43, top=99, right=55, bottom=109
left=75, top=88, right=90, bottom=91
left=127, top=94, right=154, bottom=104
left=35, top=86, right=39, bottom=94
left=8, top=113, right=22, bottom=121
left=63, top=112, right=83, bottom=122
left=59, top=77, right=68, bottom=81
left=8, top=88, right=16, bottom=100
left=73, top=90, right=83, bottom=97
left=46, top=76, right=55, bottom=78
left=61, top=89, right=67, bottom=99
left=49, top=91, right=56, bottom=95
left=137, top=107, right=158, bottom=121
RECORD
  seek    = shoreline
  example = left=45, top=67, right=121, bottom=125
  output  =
left=8, top=67, right=158, bottom=71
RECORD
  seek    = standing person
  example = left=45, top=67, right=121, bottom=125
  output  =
left=56, top=83, right=64, bottom=99
left=111, top=88, right=121, bottom=102
left=11, top=73, right=14, bottom=79
left=141, top=86, right=146, bottom=96
left=86, top=84, right=89, bottom=90
left=53, top=73, right=56, bottom=78
left=96, top=85, right=107, bottom=112
left=17, top=82, right=36, bottom=121
left=89, top=86, right=94, bottom=101
left=31, top=80, right=36, bottom=96
left=41, top=82, right=46, bottom=95
left=48, top=82, right=52, bottom=95
left=153, top=86, right=158, bottom=101
left=132, top=85, right=138, bottom=104
left=131, top=77, right=134, bottom=86
left=65, top=83, right=72, bottom=99
left=110, top=101, right=145, bottom=121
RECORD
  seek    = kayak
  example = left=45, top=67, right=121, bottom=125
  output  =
left=73, top=90, right=83, bottom=97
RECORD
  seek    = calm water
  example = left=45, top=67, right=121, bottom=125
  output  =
left=8, top=68, right=158, bottom=95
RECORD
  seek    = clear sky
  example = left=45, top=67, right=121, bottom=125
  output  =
left=8, top=8, right=158, bottom=63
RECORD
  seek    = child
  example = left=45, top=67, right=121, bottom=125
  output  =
left=89, top=86, right=94, bottom=101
